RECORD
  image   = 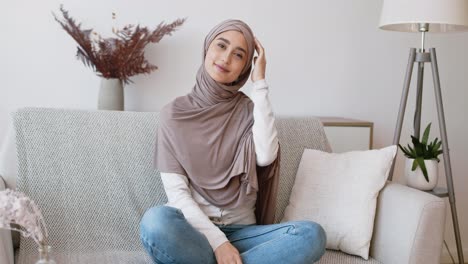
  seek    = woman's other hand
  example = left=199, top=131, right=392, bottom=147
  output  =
left=251, top=37, right=266, bottom=82
left=214, top=241, right=243, bottom=264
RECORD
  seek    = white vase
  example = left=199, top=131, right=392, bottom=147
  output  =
left=98, top=78, right=124, bottom=111
left=404, top=158, right=438, bottom=191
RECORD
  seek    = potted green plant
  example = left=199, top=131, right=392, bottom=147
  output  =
left=398, top=122, right=443, bottom=190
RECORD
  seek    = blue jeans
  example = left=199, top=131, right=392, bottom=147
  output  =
left=140, top=206, right=326, bottom=264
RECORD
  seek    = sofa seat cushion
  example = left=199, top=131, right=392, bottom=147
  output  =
left=318, top=250, right=382, bottom=264
left=15, top=249, right=381, bottom=263
left=15, top=250, right=153, bottom=264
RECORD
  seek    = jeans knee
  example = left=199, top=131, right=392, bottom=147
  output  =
left=295, top=221, right=327, bottom=260
left=140, top=206, right=181, bottom=244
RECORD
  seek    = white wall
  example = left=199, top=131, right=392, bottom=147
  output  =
left=1, top=0, right=467, bottom=261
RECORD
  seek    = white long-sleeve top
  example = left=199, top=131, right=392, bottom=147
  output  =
left=160, top=79, right=279, bottom=251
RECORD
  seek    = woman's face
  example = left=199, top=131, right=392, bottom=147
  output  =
left=204, top=30, right=249, bottom=85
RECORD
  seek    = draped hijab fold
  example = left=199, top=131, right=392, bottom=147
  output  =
left=154, top=19, right=280, bottom=224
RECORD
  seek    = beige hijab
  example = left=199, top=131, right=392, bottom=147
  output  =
left=154, top=19, right=280, bottom=224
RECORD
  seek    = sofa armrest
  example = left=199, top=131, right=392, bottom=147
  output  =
left=0, top=121, right=18, bottom=190
left=370, top=182, right=446, bottom=264
left=0, top=175, right=15, bottom=264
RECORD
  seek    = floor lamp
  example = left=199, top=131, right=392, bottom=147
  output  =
left=379, top=0, right=468, bottom=263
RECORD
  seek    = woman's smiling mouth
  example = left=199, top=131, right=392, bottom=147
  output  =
left=214, top=63, right=229, bottom=73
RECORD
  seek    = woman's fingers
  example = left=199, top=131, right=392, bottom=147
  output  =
left=254, top=37, right=264, bottom=55
left=254, top=37, right=265, bottom=65
left=215, top=242, right=243, bottom=264
left=255, top=37, right=263, bottom=49
left=251, top=37, right=266, bottom=82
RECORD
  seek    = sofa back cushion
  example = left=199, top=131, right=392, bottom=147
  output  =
left=14, top=108, right=165, bottom=261
left=274, top=117, right=331, bottom=222
left=13, top=108, right=331, bottom=261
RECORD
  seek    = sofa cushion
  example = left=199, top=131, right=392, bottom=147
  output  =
left=274, top=117, right=332, bottom=223
left=14, top=249, right=382, bottom=264
left=15, top=250, right=153, bottom=264
left=14, top=108, right=168, bottom=263
left=318, top=250, right=382, bottom=264
left=282, top=146, right=397, bottom=259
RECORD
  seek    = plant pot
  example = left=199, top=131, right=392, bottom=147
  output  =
left=404, top=158, right=438, bottom=191
left=98, top=78, right=124, bottom=111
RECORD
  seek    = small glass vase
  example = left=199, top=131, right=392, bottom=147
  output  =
left=35, top=245, right=56, bottom=264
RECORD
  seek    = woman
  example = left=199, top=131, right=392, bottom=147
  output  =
left=140, top=19, right=326, bottom=264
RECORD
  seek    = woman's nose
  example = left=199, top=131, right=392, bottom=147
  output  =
left=221, top=52, right=231, bottom=64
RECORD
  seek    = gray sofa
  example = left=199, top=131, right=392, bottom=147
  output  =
left=0, top=108, right=446, bottom=264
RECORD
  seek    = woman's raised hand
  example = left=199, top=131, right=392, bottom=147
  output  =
left=251, top=37, right=266, bottom=82
left=214, top=241, right=243, bottom=264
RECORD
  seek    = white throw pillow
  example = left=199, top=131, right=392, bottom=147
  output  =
left=282, top=145, right=397, bottom=259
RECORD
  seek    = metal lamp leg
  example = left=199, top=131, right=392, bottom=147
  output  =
left=414, top=54, right=425, bottom=138
left=429, top=48, right=464, bottom=264
left=388, top=48, right=416, bottom=181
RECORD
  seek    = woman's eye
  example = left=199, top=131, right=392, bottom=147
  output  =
left=235, top=53, right=243, bottom=59
left=217, top=43, right=225, bottom=49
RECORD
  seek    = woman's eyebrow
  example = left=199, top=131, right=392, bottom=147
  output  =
left=217, top=37, right=247, bottom=54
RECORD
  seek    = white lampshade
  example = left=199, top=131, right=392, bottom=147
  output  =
left=379, top=0, right=468, bottom=32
